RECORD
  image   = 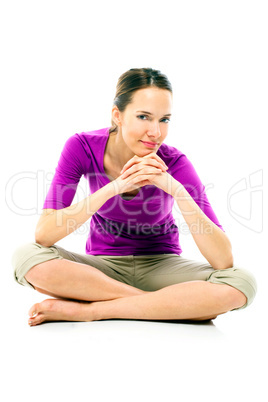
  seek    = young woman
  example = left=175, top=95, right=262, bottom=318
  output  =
left=12, top=67, right=257, bottom=326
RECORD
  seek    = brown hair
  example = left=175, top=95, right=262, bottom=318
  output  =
left=109, top=67, right=173, bottom=135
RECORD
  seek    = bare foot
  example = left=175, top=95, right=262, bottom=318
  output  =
left=28, top=298, right=96, bottom=326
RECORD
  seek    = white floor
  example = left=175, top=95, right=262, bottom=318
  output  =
left=2, top=1, right=267, bottom=401
left=3, top=273, right=266, bottom=402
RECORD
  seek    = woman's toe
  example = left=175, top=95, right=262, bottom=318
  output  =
left=28, top=302, right=41, bottom=318
left=28, top=313, right=45, bottom=326
left=28, top=299, right=54, bottom=326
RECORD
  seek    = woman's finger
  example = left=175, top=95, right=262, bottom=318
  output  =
left=121, top=154, right=168, bottom=175
left=143, top=152, right=168, bottom=168
left=144, top=157, right=168, bottom=171
left=124, top=166, right=163, bottom=182
left=121, top=161, right=166, bottom=179
left=128, top=170, right=162, bottom=186
left=120, top=155, right=140, bottom=174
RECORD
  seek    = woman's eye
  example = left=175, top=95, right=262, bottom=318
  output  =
left=161, top=118, right=170, bottom=123
left=137, top=115, right=148, bottom=120
left=137, top=115, right=170, bottom=123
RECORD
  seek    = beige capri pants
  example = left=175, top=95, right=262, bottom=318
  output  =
left=12, top=242, right=257, bottom=310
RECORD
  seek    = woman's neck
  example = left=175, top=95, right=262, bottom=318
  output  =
left=106, top=132, right=135, bottom=170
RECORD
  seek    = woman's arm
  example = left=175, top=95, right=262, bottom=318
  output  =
left=120, top=153, right=233, bottom=270
left=35, top=181, right=116, bottom=247
left=170, top=179, right=233, bottom=270
left=37, top=151, right=168, bottom=248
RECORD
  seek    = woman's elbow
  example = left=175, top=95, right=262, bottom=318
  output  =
left=35, top=228, right=53, bottom=248
left=212, top=253, right=234, bottom=270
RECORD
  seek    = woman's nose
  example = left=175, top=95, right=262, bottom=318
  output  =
left=147, top=122, right=161, bottom=138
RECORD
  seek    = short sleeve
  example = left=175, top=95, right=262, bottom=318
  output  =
left=170, top=154, right=225, bottom=232
left=43, top=134, right=90, bottom=210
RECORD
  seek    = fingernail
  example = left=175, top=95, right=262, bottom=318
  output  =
left=31, top=311, right=37, bottom=317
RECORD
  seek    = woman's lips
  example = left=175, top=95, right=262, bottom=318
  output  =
left=140, top=140, right=158, bottom=148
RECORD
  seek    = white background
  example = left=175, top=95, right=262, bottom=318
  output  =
left=1, top=1, right=267, bottom=401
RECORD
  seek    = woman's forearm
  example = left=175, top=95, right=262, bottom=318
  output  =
left=170, top=180, right=233, bottom=270
left=35, top=182, right=116, bottom=247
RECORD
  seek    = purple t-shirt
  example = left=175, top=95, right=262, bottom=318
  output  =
left=43, top=127, right=224, bottom=255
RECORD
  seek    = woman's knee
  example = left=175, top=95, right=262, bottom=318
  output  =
left=208, top=266, right=257, bottom=310
left=11, top=242, right=60, bottom=289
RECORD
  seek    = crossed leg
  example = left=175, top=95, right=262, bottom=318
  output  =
left=25, top=258, right=246, bottom=326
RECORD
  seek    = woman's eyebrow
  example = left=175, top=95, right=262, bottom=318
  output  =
left=136, top=110, right=172, bottom=117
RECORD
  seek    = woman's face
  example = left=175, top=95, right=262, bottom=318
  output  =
left=115, top=87, right=173, bottom=156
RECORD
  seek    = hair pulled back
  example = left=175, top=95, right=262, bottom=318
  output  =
left=109, top=67, right=172, bottom=134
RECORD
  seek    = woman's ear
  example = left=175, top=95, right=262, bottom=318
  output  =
left=111, top=105, right=121, bottom=126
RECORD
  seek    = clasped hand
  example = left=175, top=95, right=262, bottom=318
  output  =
left=114, top=152, right=175, bottom=195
